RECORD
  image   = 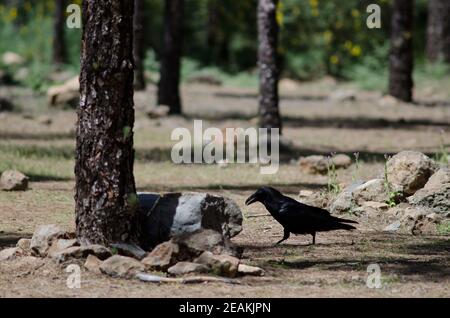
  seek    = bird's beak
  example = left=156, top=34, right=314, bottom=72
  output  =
left=245, top=193, right=259, bottom=206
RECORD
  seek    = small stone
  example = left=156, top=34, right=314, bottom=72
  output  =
left=353, top=179, right=402, bottom=205
left=408, top=168, right=450, bottom=215
left=332, top=154, right=353, bottom=169
left=84, top=255, right=102, bottom=274
left=0, top=247, right=21, bottom=261
left=386, top=151, right=438, bottom=196
left=141, top=241, right=179, bottom=270
left=100, top=255, right=145, bottom=279
left=30, top=224, right=72, bottom=257
left=0, top=170, right=29, bottom=191
left=146, top=105, right=170, bottom=119
left=51, top=245, right=111, bottom=263
left=110, top=243, right=147, bottom=260
left=16, top=238, right=31, bottom=252
left=298, top=190, right=314, bottom=199
left=362, top=201, right=389, bottom=210
left=329, top=90, right=356, bottom=102
left=194, top=251, right=240, bottom=278
left=383, top=221, right=401, bottom=232
left=299, top=156, right=328, bottom=175
left=237, top=264, right=265, bottom=276
left=47, top=239, right=79, bottom=258
left=167, top=262, right=209, bottom=276
left=2, top=51, right=25, bottom=66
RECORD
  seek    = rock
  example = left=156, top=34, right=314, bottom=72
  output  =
left=110, top=243, right=147, bottom=260
left=408, top=168, right=450, bottom=215
left=299, top=155, right=328, bottom=175
left=30, top=224, right=72, bottom=256
left=237, top=264, right=265, bottom=276
left=332, top=154, right=352, bottom=169
left=353, top=179, right=402, bottom=205
left=172, top=229, right=239, bottom=259
left=139, top=192, right=243, bottom=249
left=146, top=105, right=170, bottom=119
left=329, top=90, right=356, bottom=102
left=187, top=74, right=222, bottom=86
left=16, top=238, right=31, bottom=252
left=386, top=151, right=438, bottom=196
left=0, top=247, right=22, bottom=261
left=383, top=221, right=401, bottom=232
left=51, top=245, right=112, bottom=263
left=298, top=190, right=314, bottom=199
left=100, top=255, right=145, bottom=279
left=0, top=97, right=15, bottom=112
left=329, top=181, right=364, bottom=214
left=411, top=214, right=441, bottom=235
left=299, top=154, right=352, bottom=175
left=167, top=262, right=209, bottom=276
left=378, top=95, right=401, bottom=107
left=279, top=78, right=300, bottom=92
left=194, top=251, right=240, bottom=278
left=47, top=239, right=79, bottom=258
left=2, top=52, right=25, bottom=66
left=362, top=201, right=389, bottom=211
left=0, top=170, right=29, bottom=191
left=141, top=241, right=179, bottom=271
left=47, top=76, right=79, bottom=107
left=84, top=255, right=102, bottom=274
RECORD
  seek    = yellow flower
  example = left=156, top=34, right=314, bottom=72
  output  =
left=330, top=55, right=339, bottom=65
left=309, top=0, right=319, bottom=8
left=344, top=41, right=353, bottom=50
left=351, top=45, right=362, bottom=57
left=351, top=9, right=360, bottom=18
left=323, top=31, right=333, bottom=44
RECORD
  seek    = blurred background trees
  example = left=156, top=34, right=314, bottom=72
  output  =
left=0, top=0, right=448, bottom=94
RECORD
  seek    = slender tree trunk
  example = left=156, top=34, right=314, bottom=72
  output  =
left=389, top=0, right=414, bottom=103
left=75, top=0, right=138, bottom=245
left=158, top=0, right=184, bottom=114
left=53, top=0, right=67, bottom=65
left=258, top=0, right=282, bottom=133
left=426, top=0, right=450, bottom=62
left=134, top=0, right=146, bottom=90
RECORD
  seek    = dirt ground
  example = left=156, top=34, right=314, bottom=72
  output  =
left=0, top=79, right=449, bottom=297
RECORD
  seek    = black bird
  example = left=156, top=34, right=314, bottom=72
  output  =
left=245, top=187, right=358, bottom=245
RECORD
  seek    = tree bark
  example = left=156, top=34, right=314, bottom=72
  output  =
left=75, top=0, right=138, bottom=245
left=53, top=0, right=67, bottom=65
left=426, top=0, right=450, bottom=62
left=258, top=0, right=282, bottom=133
left=389, top=0, right=414, bottom=103
left=134, top=0, right=146, bottom=90
left=158, top=0, right=184, bottom=115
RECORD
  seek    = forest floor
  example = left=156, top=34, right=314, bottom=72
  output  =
left=0, top=78, right=449, bottom=297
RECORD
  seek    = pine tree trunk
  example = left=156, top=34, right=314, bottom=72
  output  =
left=389, top=0, right=414, bottom=103
left=75, top=0, right=138, bottom=246
left=426, top=0, right=450, bottom=62
left=134, top=0, right=146, bottom=90
left=258, top=0, right=282, bottom=133
left=53, top=0, right=67, bottom=65
left=158, top=0, right=184, bottom=115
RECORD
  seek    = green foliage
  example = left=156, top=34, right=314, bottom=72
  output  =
left=437, top=221, right=450, bottom=236
left=327, top=153, right=341, bottom=195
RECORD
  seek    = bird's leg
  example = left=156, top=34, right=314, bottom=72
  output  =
left=274, top=229, right=290, bottom=246
left=312, top=232, right=316, bottom=245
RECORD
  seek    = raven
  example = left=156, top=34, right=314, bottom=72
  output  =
left=245, top=186, right=358, bottom=245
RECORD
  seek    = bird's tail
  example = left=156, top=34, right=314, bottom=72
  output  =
left=336, top=222, right=357, bottom=231
left=332, top=216, right=358, bottom=224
